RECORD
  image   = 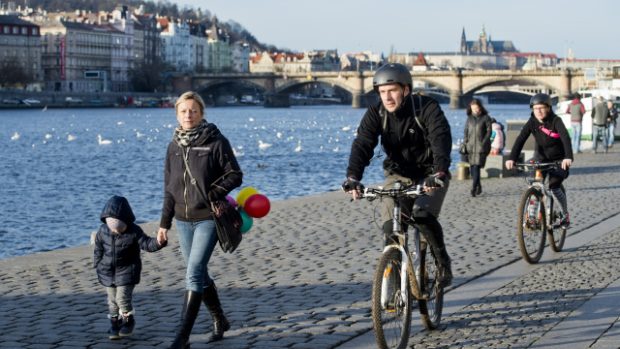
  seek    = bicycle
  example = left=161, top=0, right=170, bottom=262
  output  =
left=514, top=162, right=568, bottom=264
left=360, top=181, right=444, bottom=349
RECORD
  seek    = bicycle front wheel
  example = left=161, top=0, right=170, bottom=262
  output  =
left=371, top=248, right=412, bottom=349
left=517, top=187, right=547, bottom=264
left=549, top=224, right=566, bottom=252
left=418, top=242, right=444, bottom=330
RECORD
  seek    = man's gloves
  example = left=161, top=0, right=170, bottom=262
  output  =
left=424, top=171, right=447, bottom=188
left=342, top=177, right=364, bottom=192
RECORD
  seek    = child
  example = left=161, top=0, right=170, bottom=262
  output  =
left=94, top=195, right=167, bottom=340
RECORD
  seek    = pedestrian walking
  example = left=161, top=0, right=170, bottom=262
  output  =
left=463, top=98, right=493, bottom=196
left=94, top=195, right=167, bottom=340
left=157, top=91, right=243, bottom=348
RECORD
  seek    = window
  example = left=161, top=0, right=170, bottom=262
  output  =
left=33, top=28, right=38, bottom=35
left=13, top=26, right=18, bottom=34
left=22, top=27, right=27, bottom=35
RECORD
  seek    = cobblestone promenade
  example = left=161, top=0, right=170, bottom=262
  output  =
left=2, top=149, right=620, bottom=348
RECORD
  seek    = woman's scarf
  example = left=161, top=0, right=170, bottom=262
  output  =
left=174, top=119, right=208, bottom=147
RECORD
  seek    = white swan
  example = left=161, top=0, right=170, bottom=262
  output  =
left=67, top=134, right=77, bottom=142
left=294, top=140, right=302, bottom=153
left=97, top=134, right=112, bottom=145
left=258, top=140, right=272, bottom=150
left=342, top=125, right=352, bottom=132
left=10, top=132, right=20, bottom=141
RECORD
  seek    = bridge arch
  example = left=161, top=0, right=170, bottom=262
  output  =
left=462, top=76, right=558, bottom=97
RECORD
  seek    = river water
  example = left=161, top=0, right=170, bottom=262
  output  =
left=0, top=103, right=529, bottom=259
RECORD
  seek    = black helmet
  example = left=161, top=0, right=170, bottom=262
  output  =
left=529, top=93, right=552, bottom=108
left=373, top=63, right=412, bottom=91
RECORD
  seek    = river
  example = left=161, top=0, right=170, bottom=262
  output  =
left=0, top=103, right=530, bottom=259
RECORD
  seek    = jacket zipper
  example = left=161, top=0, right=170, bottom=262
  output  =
left=111, top=233, right=116, bottom=285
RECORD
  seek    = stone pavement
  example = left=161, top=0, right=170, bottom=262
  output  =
left=1, top=148, right=620, bottom=349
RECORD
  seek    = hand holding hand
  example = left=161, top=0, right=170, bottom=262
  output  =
left=157, top=228, right=168, bottom=246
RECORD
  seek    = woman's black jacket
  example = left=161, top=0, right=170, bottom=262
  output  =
left=160, top=123, right=242, bottom=229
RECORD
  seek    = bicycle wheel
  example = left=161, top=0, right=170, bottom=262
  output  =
left=418, top=242, right=444, bottom=330
left=517, top=187, right=547, bottom=264
left=371, top=248, right=411, bottom=349
left=549, top=214, right=567, bottom=252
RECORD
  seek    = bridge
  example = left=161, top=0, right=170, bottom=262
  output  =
left=174, top=69, right=602, bottom=109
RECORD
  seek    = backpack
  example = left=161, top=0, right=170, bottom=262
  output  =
left=490, top=120, right=505, bottom=151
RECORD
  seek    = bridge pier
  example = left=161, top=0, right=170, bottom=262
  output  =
left=449, top=92, right=464, bottom=109
left=351, top=93, right=364, bottom=108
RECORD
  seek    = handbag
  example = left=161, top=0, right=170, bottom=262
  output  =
left=459, top=143, right=468, bottom=155
left=210, top=200, right=243, bottom=253
left=181, top=147, right=242, bottom=253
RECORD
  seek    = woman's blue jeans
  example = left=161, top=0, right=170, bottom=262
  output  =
left=175, top=219, right=218, bottom=293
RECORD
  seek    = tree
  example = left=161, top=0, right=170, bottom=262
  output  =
left=0, top=59, right=32, bottom=88
left=130, top=58, right=170, bottom=92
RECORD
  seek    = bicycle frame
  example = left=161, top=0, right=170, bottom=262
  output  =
left=376, top=183, right=424, bottom=304
left=521, top=165, right=558, bottom=230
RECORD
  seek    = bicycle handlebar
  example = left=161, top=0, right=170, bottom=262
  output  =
left=362, top=184, right=427, bottom=200
left=514, top=161, right=561, bottom=171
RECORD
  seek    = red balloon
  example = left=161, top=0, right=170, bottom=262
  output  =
left=244, top=194, right=271, bottom=218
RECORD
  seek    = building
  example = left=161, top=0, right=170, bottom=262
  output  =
left=460, top=26, right=518, bottom=55
left=0, top=15, right=42, bottom=88
left=158, top=17, right=191, bottom=72
left=133, top=13, right=160, bottom=67
left=40, top=19, right=133, bottom=92
left=231, top=41, right=249, bottom=72
left=206, top=18, right=232, bottom=72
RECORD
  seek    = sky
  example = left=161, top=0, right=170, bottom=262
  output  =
left=176, top=0, right=620, bottom=60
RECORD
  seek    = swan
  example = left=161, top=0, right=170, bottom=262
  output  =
left=294, top=140, right=302, bottom=153
left=97, top=134, right=112, bottom=145
left=67, top=134, right=77, bottom=142
left=258, top=140, right=272, bottom=150
left=342, top=125, right=352, bottom=132
left=10, top=132, right=20, bottom=141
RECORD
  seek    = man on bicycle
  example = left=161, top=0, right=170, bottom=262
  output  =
left=342, top=63, right=454, bottom=287
left=505, top=93, right=573, bottom=226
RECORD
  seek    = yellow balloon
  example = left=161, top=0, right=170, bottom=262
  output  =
left=236, top=187, right=259, bottom=206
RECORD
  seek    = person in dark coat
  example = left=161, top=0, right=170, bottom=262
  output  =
left=506, top=93, right=573, bottom=227
left=94, top=195, right=166, bottom=340
left=158, top=91, right=243, bottom=349
left=342, top=63, right=453, bottom=288
left=463, top=98, right=493, bottom=197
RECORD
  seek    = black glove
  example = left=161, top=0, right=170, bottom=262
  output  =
left=207, top=187, right=226, bottom=202
left=342, top=177, right=364, bottom=192
left=424, top=171, right=447, bottom=188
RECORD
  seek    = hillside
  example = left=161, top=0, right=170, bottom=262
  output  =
left=10, top=0, right=277, bottom=52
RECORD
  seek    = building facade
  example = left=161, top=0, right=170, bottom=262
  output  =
left=0, top=15, right=42, bottom=87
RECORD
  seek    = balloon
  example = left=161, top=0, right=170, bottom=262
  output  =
left=244, top=194, right=271, bottom=218
left=239, top=209, right=253, bottom=233
left=236, top=187, right=259, bottom=207
left=226, top=195, right=238, bottom=207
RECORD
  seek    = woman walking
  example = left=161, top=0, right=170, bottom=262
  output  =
left=463, top=98, right=493, bottom=197
left=157, top=91, right=243, bottom=348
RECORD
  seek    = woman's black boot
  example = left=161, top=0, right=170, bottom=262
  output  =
left=203, top=283, right=230, bottom=342
left=169, top=290, right=202, bottom=349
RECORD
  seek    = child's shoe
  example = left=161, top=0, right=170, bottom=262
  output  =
left=108, top=315, right=121, bottom=340
left=119, top=312, right=135, bottom=337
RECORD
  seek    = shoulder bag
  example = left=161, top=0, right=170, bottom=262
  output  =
left=181, top=147, right=242, bottom=253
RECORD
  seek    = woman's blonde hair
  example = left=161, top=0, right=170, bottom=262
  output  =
left=175, top=91, right=206, bottom=116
